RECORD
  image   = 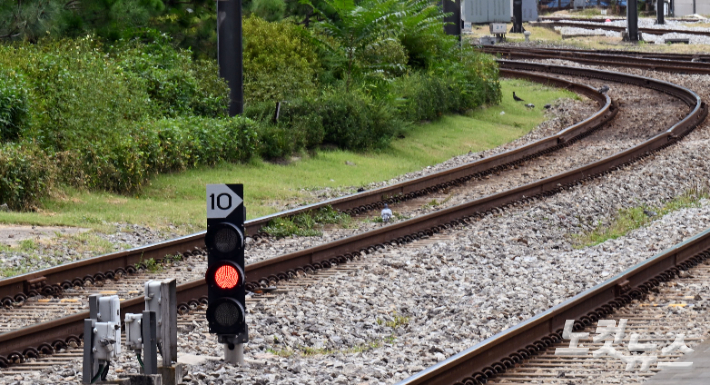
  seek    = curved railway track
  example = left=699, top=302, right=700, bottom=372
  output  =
left=535, top=20, right=710, bottom=37
left=485, top=46, right=710, bottom=63
left=397, top=215, right=710, bottom=385
left=481, top=46, right=710, bottom=75
left=0, top=61, right=705, bottom=370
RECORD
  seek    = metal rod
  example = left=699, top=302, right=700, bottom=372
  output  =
left=224, top=343, right=244, bottom=365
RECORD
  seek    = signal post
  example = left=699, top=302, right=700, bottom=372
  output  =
left=205, top=184, right=248, bottom=364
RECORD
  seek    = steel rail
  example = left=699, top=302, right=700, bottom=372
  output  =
left=1, top=62, right=705, bottom=367
left=481, top=46, right=710, bottom=62
left=0, top=70, right=613, bottom=306
left=538, top=16, right=703, bottom=23
left=481, top=46, right=710, bottom=75
left=0, top=68, right=615, bottom=367
left=396, top=213, right=710, bottom=385
left=536, top=20, right=710, bottom=36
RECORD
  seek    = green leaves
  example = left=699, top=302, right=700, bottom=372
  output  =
left=0, top=69, right=29, bottom=142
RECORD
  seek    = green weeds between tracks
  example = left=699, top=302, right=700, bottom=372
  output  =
left=261, top=206, right=351, bottom=238
left=573, top=188, right=710, bottom=248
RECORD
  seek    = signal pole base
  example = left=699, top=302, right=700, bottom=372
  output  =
left=223, top=343, right=244, bottom=365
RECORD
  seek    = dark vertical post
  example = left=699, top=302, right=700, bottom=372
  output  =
left=82, top=319, right=96, bottom=384
left=512, top=0, right=523, bottom=33
left=657, top=0, right=665, bottom=24
left=142, top=311, right=158, bottom=375
left=217, top=0, right=243, bottom=116
left=443, top=0, right=461, bottom=39
left=627, top=0, right=638, bottom=41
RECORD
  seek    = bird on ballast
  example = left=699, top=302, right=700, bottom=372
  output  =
left=643, top=209, right=657, bottom=217
left=598, top=85, right=610, bottom=94
left=525, top=103, right=535, bottom=108
left=381, top=203, right=393, bottom=224
left=513, top=92, right=524, bottom=102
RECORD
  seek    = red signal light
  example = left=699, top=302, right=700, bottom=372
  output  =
left=214, top=264, right=240, bottom=289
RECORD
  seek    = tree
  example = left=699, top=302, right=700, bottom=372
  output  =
left=301, top=0, right=404, bottom=90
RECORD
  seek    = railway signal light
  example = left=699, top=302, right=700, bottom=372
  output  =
left=205, top=184, right=248, bottom=343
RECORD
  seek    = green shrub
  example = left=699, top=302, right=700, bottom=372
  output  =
left=0, top=69, right=29, bottom=142
left=0, top=143, right=55, bottom=210
left=112, top=36, right=229, bottom=117
left=190, top=59, right=230, bottom=117
left=319, top=91, right=402, bottom=150
left=1, top=38, right=153, bottom=151
left=247, top=91, right=401, bottom=154
left=54, top=116, right=260, bottom=193
left=250, top=0, right=286, bottom=21
left=243, top=16, right=321, bottom=103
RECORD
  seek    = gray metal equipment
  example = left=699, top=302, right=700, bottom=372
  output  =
left=124, top=279, right=177, bottom=377
left=521, top=0, right=537, bottom=22
left=144, top=279, right=178, bottom=366
left=83, top=295, right=121, bottom=384
left=657, top=0, right=665, bottom=25
left=462, top=0, right=510, bottom=24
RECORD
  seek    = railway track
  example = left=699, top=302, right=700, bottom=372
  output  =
left=481, top=46, right=710, bottom=75
left=0, top=71, right=614, bottom=305
left=484, top=45, right=710, bottom=64
left=538, top=16, right=705, bottom=24
left=0, top=60, right=704, bottom=370
left=396, top=217, right=710, bottom=385
left=535, top=20, right=710, bottom=37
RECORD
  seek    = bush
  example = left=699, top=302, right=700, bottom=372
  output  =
left=57, top=116, right=260, bottom=192
left=0, top=38, right=153, bottom=151
left=319, top=91, right=402, bottom=150
left=0, top=143, right=55, bottom=210
left=250, top=0, right=286, bottom=22
left=243, top=16, right=321, bottom=103
left=0, top=69, right=29, bottom=142
left=112, top=35, right=229, bottom=117
left=246, top=90, right=402, bottom=155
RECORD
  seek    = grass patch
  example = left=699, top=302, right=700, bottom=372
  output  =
left=261, top=206, right=351, bottom=238
left=572, top=189, right=709, bottom=248
left=0, top=79, right=576, bottom=234
left=138, top=258, right=164, bottom=273
left=0, top=266, right=29, bottom=278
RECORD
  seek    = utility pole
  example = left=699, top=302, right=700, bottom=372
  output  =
left=217, top=0, right=243, bottom=116
left=627, top=0, right=639, bottom=42
left=657, top=0, right=664, bottom=24
left=443, top=0, right=461, bottom=39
